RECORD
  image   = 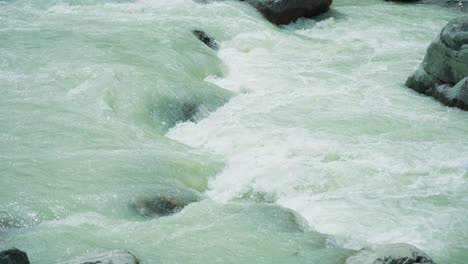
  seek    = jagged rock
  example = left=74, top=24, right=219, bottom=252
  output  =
left=431, top=76, right=468, bottom=110
left=199, top=0, right=333, bottom=24
left=406, top=16, right=468, bottom=110
left=345, top=243, right=435, bottom=264
left=60, top=249, right=139, bottom=264
left=193, top=30, right=220, bottom=50
left=0, top=248, right=30, bottom=264
left=130, top=190, right=200, bottom=217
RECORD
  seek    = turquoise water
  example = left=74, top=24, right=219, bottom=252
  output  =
left=1, top=0, right=467, bottom=263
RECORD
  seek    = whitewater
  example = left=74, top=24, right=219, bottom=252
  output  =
left=0, top=0, right=467, bottom=263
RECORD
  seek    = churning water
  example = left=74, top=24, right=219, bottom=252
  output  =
left=1, top=0, right=467, bottom=263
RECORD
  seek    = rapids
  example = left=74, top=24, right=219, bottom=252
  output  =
left=0, top=0, right=467, bottom=263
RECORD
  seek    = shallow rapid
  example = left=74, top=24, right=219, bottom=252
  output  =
left=1, top=0, right=467, bottom=263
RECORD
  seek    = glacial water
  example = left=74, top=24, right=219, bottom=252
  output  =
left=0, top=0, right=467, bottom=263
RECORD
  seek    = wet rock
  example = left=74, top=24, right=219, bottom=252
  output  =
left=0, top=212, right=38, bottom=229
left=193, top=30, right=220, bottom=50
left=0, top=248, right=30, bottom=264
left=406, top=16, right=468, bottom=110
left=431, top=76, right=468, bottom=110
left=0, top=216, right=23, bottom=229
left=199, top=0, right=333, bottom=24
left=130, top=190, right=200, bottom=217
left=61, top=249, right=139, bottom=264
left=345, top=243, right=435, bottom=264
left=240, top=0, right=333, bottom=24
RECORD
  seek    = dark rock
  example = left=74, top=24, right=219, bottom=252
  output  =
left=0, top=248, right=30, bottom=264
left=199, top=0, right=333, bottom=25
left=130, top=190, right=200, bottom=218
left=406, top=16, right=468, bottom=110
left=193, top=30, right=220, bottom=50
left=61, top=249, right=139, bottom=264
left=240, top=0, right=333, bottom=24
left=345, top=243, right=435, bottom=264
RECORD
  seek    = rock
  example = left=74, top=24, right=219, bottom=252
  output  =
left=406, top=16, right=468, bottom=110
left=61, top=249, right=139, bottom=264
left=431, top=77, right=468, bottom=110
left=424, top=17, right=468, bottom=84
left=240, top=0, right=333, bottom=24
left=192, top=30, right=220, bottom=50
left=130, top=190, right=200, bottom=218
left=199, top=0, right=333, bottom=24
left=345, top=243, right=435, bottom=264
left=0, top=215, right=23, bottom=229
left=0, top=248, right=30, bottom=264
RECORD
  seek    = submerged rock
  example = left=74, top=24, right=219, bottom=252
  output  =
left=61, top=249, right=139, bottom=264
left=193, top=30, right=220, bottom=50
left=345, top=243, right=435, bottom=264
left=0, top=215, right=23, bottom=229
left=406, top=16, right=468, bottom=110
left=130, top=190, right=200, bottom=217
left=0, top=248, right=30, bottom=264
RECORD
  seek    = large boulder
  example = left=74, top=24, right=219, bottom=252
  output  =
left=345, top=243, right=435, bottom=264
left=0, top=248, right=30, bottom=264
left=61, top=249, right=139, bottom=264
left=240, top=0, right=333, bottom=24
left=199, top=0, right=333, bottom=24
left=406, top=16, right=468, bottom=110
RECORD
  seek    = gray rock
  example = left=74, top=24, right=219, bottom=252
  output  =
left=193, top=30, right=220, bottom=50
left=345, top=243, right=435, bottom=264
left=199, top=0, right=333, bottom=24
left=431, top=77, right=468, bottom=110
left=0, top=248, right=30, bottom=264
left=423, top=17, right=468, bottom=84
left=130, top=190, right=200, bottom=218
left=406, top=16, right=468, bottom=110
left=406, top=66, right=442, bottom=94
left=61, top=249, right=139, bottom=264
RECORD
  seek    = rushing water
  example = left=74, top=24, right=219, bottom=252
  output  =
left=1, top=0, right=467, bottom=263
